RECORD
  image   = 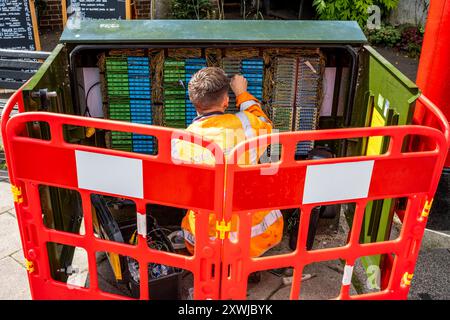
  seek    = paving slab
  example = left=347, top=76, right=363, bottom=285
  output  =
left=247, top=271, right=284, bottom=300
left=409, top=248, right=450, bottom=300
left=247, top=209, right=357, bottom=300
left=7, top=209, right=15, bottom=217
left=10, top=249, right=25, bottom=268
left=0, top=213, right=22, bottom=259
left=66, top=246, right=90, bottom=288
left=0, top=181, right=14, bottom=214
left=0, top=257, right=31, bottom=300
left=299, top=260, right=345, bottom=300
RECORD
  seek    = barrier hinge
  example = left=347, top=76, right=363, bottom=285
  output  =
left=421, top=199, right=434, bottom=218
left=11, top=185, right=24, bottom=204
left=402, top=272, right=414, bottom=286
left=25, top=259, right=35, bottom=274
left=216, top=220, right=231, bottom=240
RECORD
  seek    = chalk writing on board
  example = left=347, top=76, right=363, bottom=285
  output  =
left=66, top=0, right=127, bottom=20
left=0, top=0, right=36, bottom=50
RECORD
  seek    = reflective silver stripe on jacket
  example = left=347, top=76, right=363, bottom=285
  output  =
left=240, top=100, right=260, bottom=111
left=171, top=138, right=180, bottom=160
left=183, top=229, right=216, bottom=246
left=250, top=210, right=282, bottom=238
left=235, top=111, right=258, bottom=164
left=182, top=209, right=282, bottom=244
left=259, top=116, right=269, bottom=123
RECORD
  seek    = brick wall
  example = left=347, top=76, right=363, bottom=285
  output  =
left=38, top=0, right=64, bottom=30
left=37, top=0, right=155, bottom=31
left=135, top=0, right=152, bottom=19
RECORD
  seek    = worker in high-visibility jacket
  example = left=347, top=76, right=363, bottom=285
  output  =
left=174, top=67, right=283, bottom=257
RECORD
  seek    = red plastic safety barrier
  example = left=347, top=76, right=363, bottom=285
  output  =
left=1, top=89, right=225, bottom=300
left=1, top=89, right=449, bottom=300
left=221, top=94, right=449, bottom=300
left=415, top=0, right=450, bottom=165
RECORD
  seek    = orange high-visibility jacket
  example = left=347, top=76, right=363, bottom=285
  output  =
left=175, top=92, right=284, bottom=257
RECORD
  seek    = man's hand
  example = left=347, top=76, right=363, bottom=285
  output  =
left=230, top=74, right=248, bottom=96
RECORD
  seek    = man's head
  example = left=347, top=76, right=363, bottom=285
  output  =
left=188, top=67, right=230, bottom=115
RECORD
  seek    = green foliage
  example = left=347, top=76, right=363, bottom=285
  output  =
left=241, top=0, right=265, bottom=20
left=366, top=25, right=401, bottom=47
left=170, top=0, right=215, bottom=20
left=398, top=25, right=424, bottom=58
left=418, top=25, right=425, bottom=35
left=365, top=24, right=424, bottom=58
left=375, top=0, right=400, bottom=11
left=312, top=0, right=399, bottom=28
left=0, top=144, right=5, bottom=171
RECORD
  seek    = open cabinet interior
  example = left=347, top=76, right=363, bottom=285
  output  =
left=37, top=44, right=360, bottom=299
left=68, top=45, right=358, bottom=159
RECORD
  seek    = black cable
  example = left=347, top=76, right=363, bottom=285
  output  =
left=84, top=81, right=101, bottom=117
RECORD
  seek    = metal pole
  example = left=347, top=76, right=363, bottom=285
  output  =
left=298, top=0, right=304, bottom=20
left=415, top=0, right=450, bottom=230
left=415, top=0, right=450, bottom=165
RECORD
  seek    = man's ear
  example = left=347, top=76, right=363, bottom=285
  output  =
left=223, top=95, right=229, bottom=111
left=194, top=103, right=202, bottom=115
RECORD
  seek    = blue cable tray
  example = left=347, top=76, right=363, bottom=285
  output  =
left=130, top=105, right=152, bottom=109
left=130, top=94, right=151, bottom=99
left=186, top=58, right=207, bottom=63
left=130, top=99, right=151, bottom=103
left=133, top=134, right=154, bottom=139
left=241, top=59, right=264, bottom=64
left=131, top=112, right=152, bottom=116
left=133, top=142, right=155, bottom=146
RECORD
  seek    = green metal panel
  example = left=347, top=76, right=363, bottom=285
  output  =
left=60, top=20, right=367, bottom=45
left=22, top=45, right=83, bottom=276
left=352, top=46, right=419, bottom=271
left=364, top=45, right=418, bottom=125
left=352, top=46, right=418, bottom=128
left=23, top=44, right=74, bottom=114
left=22, top=44, right=84, bottom=141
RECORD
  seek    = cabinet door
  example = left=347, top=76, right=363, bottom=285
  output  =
left=22, top=44, right=74, bottom=114
left=22, top=44, right=83, bottom=277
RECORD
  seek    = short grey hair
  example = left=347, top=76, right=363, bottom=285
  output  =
left=188, top=67, right=230, bottom=113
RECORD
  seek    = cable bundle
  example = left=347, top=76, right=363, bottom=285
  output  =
left=270, top=57, right=296, bottom=134
left=185, top=58, right=206, bottom=126
left=222, top=57, right=241, bottom=114
left=128, top=57, right=154, bottom=155
left=272, top=57, right=297, bottom=107
left=163, top=60, right=186, bottom=128
left=106, top=57, right=133, bottom=152
left=295, top=56, right=322, bottom=156
left=105, top=55, right=154, bottom=155
left=222, top=57, right=264, bottom=114
left=241, top=58, right=264, bottom=101
left=269, top=55, right=322, bottom=156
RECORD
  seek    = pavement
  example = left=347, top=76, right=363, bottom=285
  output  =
left=0, top=181, right=31, bottom=300
left=409, top=248, right=450, bottom=300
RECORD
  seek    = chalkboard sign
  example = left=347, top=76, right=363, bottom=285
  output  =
left=0, top=0, right=40, bottom=50
left=63, top=0, right=132, bottom=24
